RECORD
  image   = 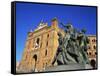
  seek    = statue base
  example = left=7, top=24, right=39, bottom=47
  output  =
left=44, top=64, right=92, bottom=72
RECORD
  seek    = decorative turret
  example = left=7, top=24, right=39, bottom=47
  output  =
left=51, top=17, right=58, bottom=28
left=34, top=20, right=48, bottom=31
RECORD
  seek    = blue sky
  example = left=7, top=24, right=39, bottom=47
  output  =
left=16, top=2, right=97, bottom=62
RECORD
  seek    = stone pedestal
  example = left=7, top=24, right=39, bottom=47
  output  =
left=45, top=64, right=92, bottom=72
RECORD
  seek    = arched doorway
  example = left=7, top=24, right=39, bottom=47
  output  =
left=33, top=54, right=37, bottom=71
left=90, top=59, right=96, bottom=69
left=33, top=54, right=37, bottom=61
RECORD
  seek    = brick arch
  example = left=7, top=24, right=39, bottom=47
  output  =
left=90, top=59, right=96, bottom=69
left=32, top=54, right=38, bottom=71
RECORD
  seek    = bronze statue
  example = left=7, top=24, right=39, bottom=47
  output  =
left=53, top=23, right=90, bottom=65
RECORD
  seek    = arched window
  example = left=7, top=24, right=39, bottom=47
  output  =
left=92, top=39, right=96, bottom=43
left=35, top=38, right=40, bottom=48
left=94, top=39, right=96, bottom=42
left=93, top=45, right=96, bottom=49
left=36, top=38, right=40, bottom=45
left=92, top=40, right=94, bottom=42
left=45, top=49, right=47, bottom=56
left=87, top=52, right=88, bottom=55
left=89, top=52, right=91, bottom=55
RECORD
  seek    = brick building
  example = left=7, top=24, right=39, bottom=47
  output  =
left=18, top=18, right=65, bottom=72
left=87, top=35, right=97, bottom=68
